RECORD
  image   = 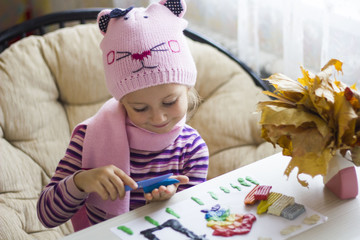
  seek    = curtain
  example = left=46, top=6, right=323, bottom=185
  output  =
left=237, top=0, right=360, bottom=86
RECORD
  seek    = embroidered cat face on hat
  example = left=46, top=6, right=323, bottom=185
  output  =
left=97, top=0, right=197, bottom=100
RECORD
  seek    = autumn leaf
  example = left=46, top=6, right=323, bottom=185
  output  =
left=321, top=59, right=343, bottom=73
left=284, top=149, right=333, bottom=187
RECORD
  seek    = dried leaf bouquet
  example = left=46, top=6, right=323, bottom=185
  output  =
left=258, top=59, right=360, bottom=187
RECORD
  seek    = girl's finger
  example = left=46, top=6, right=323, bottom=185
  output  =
left=151, top=188, right=160, bottom=199
left=101, top=178, right=118, bottom=201
left=96, top=182, right=110, bottom=201
left=144, top=193, right=153, bottom=202
left=113, top=167, right=138, bottom=190
left=171, top=175, right=189, bottom=185
left=109, top=176, right=125, bottom=199
left=158, top=185, right=170, bottom=194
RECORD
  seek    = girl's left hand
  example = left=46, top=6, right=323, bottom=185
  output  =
left=144, top=175, right=189, bottom=202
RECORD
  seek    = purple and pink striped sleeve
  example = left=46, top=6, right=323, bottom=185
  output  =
left=37, top=126, right=88, bottom=228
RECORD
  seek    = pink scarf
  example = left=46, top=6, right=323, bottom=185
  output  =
left=71, top=98, right=185, bottom=230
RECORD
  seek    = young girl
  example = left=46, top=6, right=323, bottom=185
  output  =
left=37, top=0, right=209, bottom=232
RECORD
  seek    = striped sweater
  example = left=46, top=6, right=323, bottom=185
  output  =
left=37, top=124, right=209, bottom=228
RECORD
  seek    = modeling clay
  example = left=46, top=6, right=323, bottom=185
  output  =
left=254, top=185, right=272, bottom=200
left=303, top=214, right=321, bottom=225
left=165, top=207, right=180, bottom=219
left=205, top=208, right=230, bottom=222
left=191, top=196, right=204, bottom=205
left=212, top=213, right=257, bottom=237
left=202, top=204, right=256, bottom=237
left=219, top=186, right=230, bottom=193
left=144, top=216, right=159, bottom=226
left=211, top=204, right=221, bottom=211
left=206, top=214, right=239, bottom=228
left=230, top=183, right=241, bottom=191
left=208, top=191, right=219, bottom=200
left=244, top=185, right=261, bottom=205
left=140, top=219, right=207, bottom=240
left=267, top=195, right=295, bottom=216
left=257, top=192, right=283, bottom=214
left=201, top=204, right=221, bottom=214
left=280, top=225, right=302, bottom=236
left=117, top=225, right=133, bottom=235
left=280, top=203, right=305, bottom=220
left=245, top=176, right=259, bottom=185
left=238, top=177, right=251, bottom=187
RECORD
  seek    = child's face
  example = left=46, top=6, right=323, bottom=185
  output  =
left=121, top=84, right=188, bottom=134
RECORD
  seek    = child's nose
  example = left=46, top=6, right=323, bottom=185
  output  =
left=151, top=109, right=167, bottom=123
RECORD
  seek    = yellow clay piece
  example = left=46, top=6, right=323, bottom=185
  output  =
left=257, top=192, right=283, bottom=214
left=206, top=220, right=233, bottom=227
left=268, top=195, right=295, bottom=216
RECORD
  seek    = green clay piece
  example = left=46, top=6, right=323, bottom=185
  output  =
left=246, top=176, right=259, bottom=185
left=238, top=177, right=251, bottom=187
left=219, top=186, right=230, bottom=193
left=166, top=207, right=180, bottom=218
left=117, top=225, right=133, bottom=235
left=191, top=196, right=204, bottom=205
left=144, top=216, right=160, bottom=226
left=208, top=191, right=219, bottom=200
left=230, top=183, right=241, bottom=191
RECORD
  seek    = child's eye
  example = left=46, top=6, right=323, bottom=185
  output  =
left=163, top=99, right=177, bottom=106
left=133, top=106, right=147, bottom=112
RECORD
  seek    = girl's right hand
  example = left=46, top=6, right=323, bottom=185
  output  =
left=73, top=165, right=138, bottom=201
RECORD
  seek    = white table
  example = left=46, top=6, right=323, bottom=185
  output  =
left=62, top=153, right=360, bottom=240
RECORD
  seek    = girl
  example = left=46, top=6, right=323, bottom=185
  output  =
left=37, top=0, right=209, bottom=232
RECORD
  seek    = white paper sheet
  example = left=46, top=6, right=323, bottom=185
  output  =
left=110, top=183, right=327, bottom=240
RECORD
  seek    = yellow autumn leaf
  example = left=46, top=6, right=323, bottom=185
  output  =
left=264, top=73, right=305, bottom=102
left=298, top=66, right=315, bottom=88
left=284, top=149, right=333, bottom=187
left=320, top=59, right=343, bottom=73
left=333, top=92, right=358, bottom=147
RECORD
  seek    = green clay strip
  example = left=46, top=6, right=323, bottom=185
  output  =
left=208, top=191, right=219, bottom=200
left=191, top=196, right=204, bottom=205
left=246, top=176, right=259, bottom=185
left=230, top=183, right=241, bottom=191
left=238, top=177, right=251, bottom=187
left=219, top=186, right=230, bottom=193
left=117, top=225, right=133, bottom=235
left=144, top=216, right=160, bottom=226
left=166, top=207, right=180, bottom=218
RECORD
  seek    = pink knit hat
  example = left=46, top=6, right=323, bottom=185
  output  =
left=97, top=0, right=197, bottom=100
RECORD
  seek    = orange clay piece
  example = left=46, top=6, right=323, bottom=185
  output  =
left=244, top=185, right=261, bottom=205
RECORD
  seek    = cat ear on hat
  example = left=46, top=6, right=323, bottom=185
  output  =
left=159, top=0, right=187, bottom=18
left=97, top=9, right=112, bottom=35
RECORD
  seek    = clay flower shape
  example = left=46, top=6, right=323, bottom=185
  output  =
left=258, top=59, right=360, bottom=187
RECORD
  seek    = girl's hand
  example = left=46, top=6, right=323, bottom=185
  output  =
left=144, top=175, right=189, bottom=202
left=73, top=165, right=138, bottom=201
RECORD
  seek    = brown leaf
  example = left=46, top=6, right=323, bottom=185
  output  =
left=259, top=105, right=330, bottom=138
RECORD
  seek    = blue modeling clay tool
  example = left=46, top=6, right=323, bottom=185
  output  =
left=125, top=173, right=180, bottom=193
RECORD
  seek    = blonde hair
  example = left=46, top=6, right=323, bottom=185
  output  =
left=187, top=87, right=202, bottom=121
